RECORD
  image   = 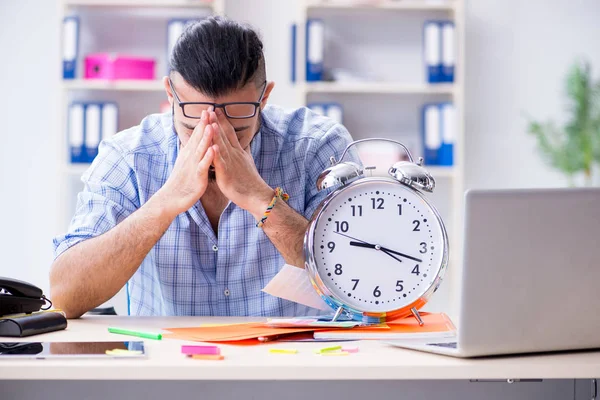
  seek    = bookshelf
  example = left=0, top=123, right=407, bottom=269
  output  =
left=58, top=0, right=224, bottom=220
left=57, top=0, right=225, bottom=315
left=304, top=0, right=456, bottom=11
left=294, top=0, right=465, bottom=319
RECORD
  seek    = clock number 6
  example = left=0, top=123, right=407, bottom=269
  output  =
left=373, top=286, right=381, bottom=298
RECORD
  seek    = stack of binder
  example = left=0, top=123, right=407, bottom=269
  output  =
left=308, top=102, right=343, bottom=124
left=423, top=20, right=455, bottom=83
left=68, top=102, right=119, bottom=164
left=421, top=103, right=455, bottom=166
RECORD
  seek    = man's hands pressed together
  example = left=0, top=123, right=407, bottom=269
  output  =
left=208, top=109, right=274, bottom=219
left=159, top=110, right=215, bottom=216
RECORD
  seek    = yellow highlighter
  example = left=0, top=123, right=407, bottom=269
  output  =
left=269, top=348, right=298, bottom=354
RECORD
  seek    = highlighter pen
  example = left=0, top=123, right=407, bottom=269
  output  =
left=108, top=327, right=162, bottom=340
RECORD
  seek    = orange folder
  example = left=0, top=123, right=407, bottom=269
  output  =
left=163, top=322, right=327, bottom=343
left=312, top=313, right=456, bottom=340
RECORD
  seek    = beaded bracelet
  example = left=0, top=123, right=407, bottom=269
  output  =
left=256, top=187, right=290, bottom=228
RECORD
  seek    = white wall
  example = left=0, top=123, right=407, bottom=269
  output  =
left=0, top=0, right=61, bottom=291
left=464, top=0, right=600, bottom=189
left=0, top=0, right=599, bottom=303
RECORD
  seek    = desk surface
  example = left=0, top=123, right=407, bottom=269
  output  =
left=0, top=316, right=599, bottom=381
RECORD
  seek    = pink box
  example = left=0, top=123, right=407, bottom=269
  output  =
left=84, top=53, right=155, bottom=80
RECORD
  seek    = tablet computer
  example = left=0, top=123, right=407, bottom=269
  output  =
left=0, top=341, right=146, bottom=359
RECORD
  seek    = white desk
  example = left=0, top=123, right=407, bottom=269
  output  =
left=0, top=316, right=598, bottom=400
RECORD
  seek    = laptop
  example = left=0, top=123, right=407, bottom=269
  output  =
left=387, top=188, right=600, bottom=358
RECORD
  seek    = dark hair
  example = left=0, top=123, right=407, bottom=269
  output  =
left=170, top=16, right=266, bottom=97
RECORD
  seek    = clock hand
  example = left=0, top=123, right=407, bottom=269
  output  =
left=379, top=246, right=423, bottom=263
left=348, top=241, right=403, bottom=263
left=333, top=231, right=371, bottom=244
left=348, top=240, right=423, bottom=264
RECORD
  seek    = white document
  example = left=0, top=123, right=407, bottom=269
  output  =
left=262, top=264, right=330, bottom=311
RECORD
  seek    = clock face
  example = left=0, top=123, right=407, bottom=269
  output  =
left=310, top=179, right=447, bottom=313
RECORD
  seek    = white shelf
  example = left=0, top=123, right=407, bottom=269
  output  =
left=302, top=82, right=455, bottom=95
left=62, top=79, right=165, bottom=91
left=64, top=0, right=217, bottom=8
left=306, top=0, right=456, bottom=11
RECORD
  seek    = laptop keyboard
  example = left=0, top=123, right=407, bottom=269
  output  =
left=428, top=342, right=458, bottom=348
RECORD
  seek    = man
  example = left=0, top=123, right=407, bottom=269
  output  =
left=50, top=16, right=359, bottom=318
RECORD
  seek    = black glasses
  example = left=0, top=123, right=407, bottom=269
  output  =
left=169, top=78, right=267, bottom=119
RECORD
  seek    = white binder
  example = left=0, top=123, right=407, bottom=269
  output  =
left=68, top=103, right=85, bottom=163
left=306, top=19, right=324, bottom=81
left=441, top=22, right=455, bottom=82
left=423, top=21, right=442, bottom=83
left=101, top=103, right=119, bottom=140
left=62, top=16, right=79, bottom=79
left=85, top=104, right=101, bottom=163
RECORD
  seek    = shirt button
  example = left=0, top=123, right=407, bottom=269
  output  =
left=212, top=245, right=218, bottom=251
left=224, top=289, right=230, bottom=296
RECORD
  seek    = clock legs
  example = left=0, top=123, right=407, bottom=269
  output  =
left=331, top=306, right=344, bottom=322
left=411, top=307, right=424, bottom=326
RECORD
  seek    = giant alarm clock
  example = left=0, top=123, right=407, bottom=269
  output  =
left=304, top=139, right=449, bottom=323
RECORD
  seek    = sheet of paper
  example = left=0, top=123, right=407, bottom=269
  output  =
left=262, top=264, right=331, bottom=311
left=265, top=318, right=361, bottom=328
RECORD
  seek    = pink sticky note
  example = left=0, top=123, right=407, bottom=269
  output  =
left=342, top=347, right=359, bottom=353
left=181, top=345, right=221, bottom=355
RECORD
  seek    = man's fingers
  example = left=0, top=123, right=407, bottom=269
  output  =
left=211, top=144, right=227, bottom=173
left=215, top=109, right=241, bottom=149
left=197, top=147, right=214, bottom=175
left=212, top=122, right=231, bottom=159
left=195, top=123, right=213, bottom=160
left=188, top=110, right=209, bottom=150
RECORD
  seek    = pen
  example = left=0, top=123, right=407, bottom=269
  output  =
left=108, top=327, right=162, bottom=340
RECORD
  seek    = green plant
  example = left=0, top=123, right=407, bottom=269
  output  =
left=527, top=60, right=600, bottom=186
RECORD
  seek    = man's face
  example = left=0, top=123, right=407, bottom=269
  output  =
left=165, top=73, right=273, bottom=152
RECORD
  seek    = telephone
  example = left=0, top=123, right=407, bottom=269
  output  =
left=0, top=277, right=50, bottom=316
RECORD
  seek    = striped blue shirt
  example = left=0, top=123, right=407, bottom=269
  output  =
left=53, top=105, right=359, bottom=316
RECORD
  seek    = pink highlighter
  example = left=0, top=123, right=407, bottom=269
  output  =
left=84, top=53, right=155, bottom=80
left=181, top=345, right=221, bottom=356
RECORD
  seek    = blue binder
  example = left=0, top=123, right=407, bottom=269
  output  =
left=423, top=21, right=442, bottom=83
left=68, top=102, right=85, bottom=164
left=62, top=16, right=79, bottom=79
left=85, top=104, right=102, bottom=163
left=439, top=102, right=455, bottom=166
left=441, top=21, right=455, bottom=83
left=421, top=103, right=442, bottom=165
left=306, top=19, right=324, bottom=82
